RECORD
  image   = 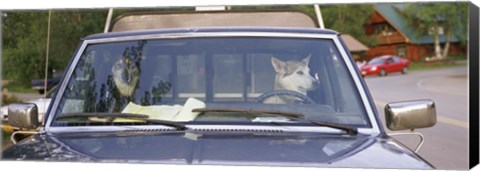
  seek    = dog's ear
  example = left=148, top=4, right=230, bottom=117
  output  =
left=271, top=57, right=286, bottom=74
left=302, top=55, right=311, bottom=65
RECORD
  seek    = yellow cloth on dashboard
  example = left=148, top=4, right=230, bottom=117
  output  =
left=117, top=97, right=205, bottom=122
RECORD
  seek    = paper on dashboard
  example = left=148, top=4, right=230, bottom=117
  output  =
left=119, top=97, right=206, bottom=122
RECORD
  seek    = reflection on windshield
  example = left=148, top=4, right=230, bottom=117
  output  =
left=53, top=37, right=369, bottom=127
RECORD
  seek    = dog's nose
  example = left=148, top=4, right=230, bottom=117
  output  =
left=314, top=73, right=320, bottom=85
left=310, top=79, right=320, bottom=90
left=313, top=80, right=320, bottom=87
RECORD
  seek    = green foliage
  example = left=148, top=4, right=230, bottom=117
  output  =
left=2, top=10, right=107, bottom=87
left=3, top=12, right=45, bottom=86
left=321, top=4, right=377, bottom=46
left=408, top=60, right=465, bottom=72
left=447, top=54, right=467, bottom=60
left=403, top=2, right=468, bottom=43
left=2, top=81, right=37, bottom=93
left=2, top=5, right=377, bottom=87
left=231, top=4, right=376, bottom=47
left=402, top=2, right=468, bottom=59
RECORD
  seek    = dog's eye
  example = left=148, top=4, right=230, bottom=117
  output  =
left=296, top=71, right=304, bottom=75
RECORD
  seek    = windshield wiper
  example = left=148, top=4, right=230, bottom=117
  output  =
left=55, top=113, right=188, bottom=130
left=268, top=117, right=358, bottom=135
left=192, top=108, right=357, bottom=135
left=302, top=119, right=358, bottom=135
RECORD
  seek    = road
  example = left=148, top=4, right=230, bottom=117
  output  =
left=364, top=66, right=468, bottom=170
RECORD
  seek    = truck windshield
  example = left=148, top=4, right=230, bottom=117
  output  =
left=52, top=37, right=370, bottom=127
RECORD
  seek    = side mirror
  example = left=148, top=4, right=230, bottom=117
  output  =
left=8, top=103, right=39, bottom=129
left=385, top=100, right=436, bottom=131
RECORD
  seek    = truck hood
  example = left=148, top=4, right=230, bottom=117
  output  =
left=2, top=131, right=433, bottom=169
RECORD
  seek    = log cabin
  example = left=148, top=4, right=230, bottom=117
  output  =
left=364, top=4, right=465, bottom=62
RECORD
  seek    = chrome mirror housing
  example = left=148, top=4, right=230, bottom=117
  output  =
left=8, top=103, right=39, bottom=129
left=385, top=100, right=436, bottom=131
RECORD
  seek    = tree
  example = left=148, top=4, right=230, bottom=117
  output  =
left=2, top=12, right=50, bottom=86
left=232, top=4, right=377, bottom=47
left=320, top=4, right=377, bottom=47
left=403, top=2, right=468, bottom=59
left=2, top=5, right=378, bottom=87
left=2, top=10, right=107, bottom=86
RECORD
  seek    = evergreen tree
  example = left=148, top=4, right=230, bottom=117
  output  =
left=403, top=2, right=468, bottom=59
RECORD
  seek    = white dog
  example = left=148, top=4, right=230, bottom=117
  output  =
left=264, top=55, right=318, bottom=104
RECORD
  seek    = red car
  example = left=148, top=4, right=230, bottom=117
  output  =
left=360, top=55, right=409, bottom=77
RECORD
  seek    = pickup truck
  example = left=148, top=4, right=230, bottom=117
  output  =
left=2, top=10, right=437, bottom=169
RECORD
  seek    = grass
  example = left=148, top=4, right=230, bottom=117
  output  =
left=447, top=54, right=468, bottom=61
left=409, top=55, right=467, bottom=72
left=409, top=62, right=466, bottom=72
left=2, top=81, right=37, bottom=93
